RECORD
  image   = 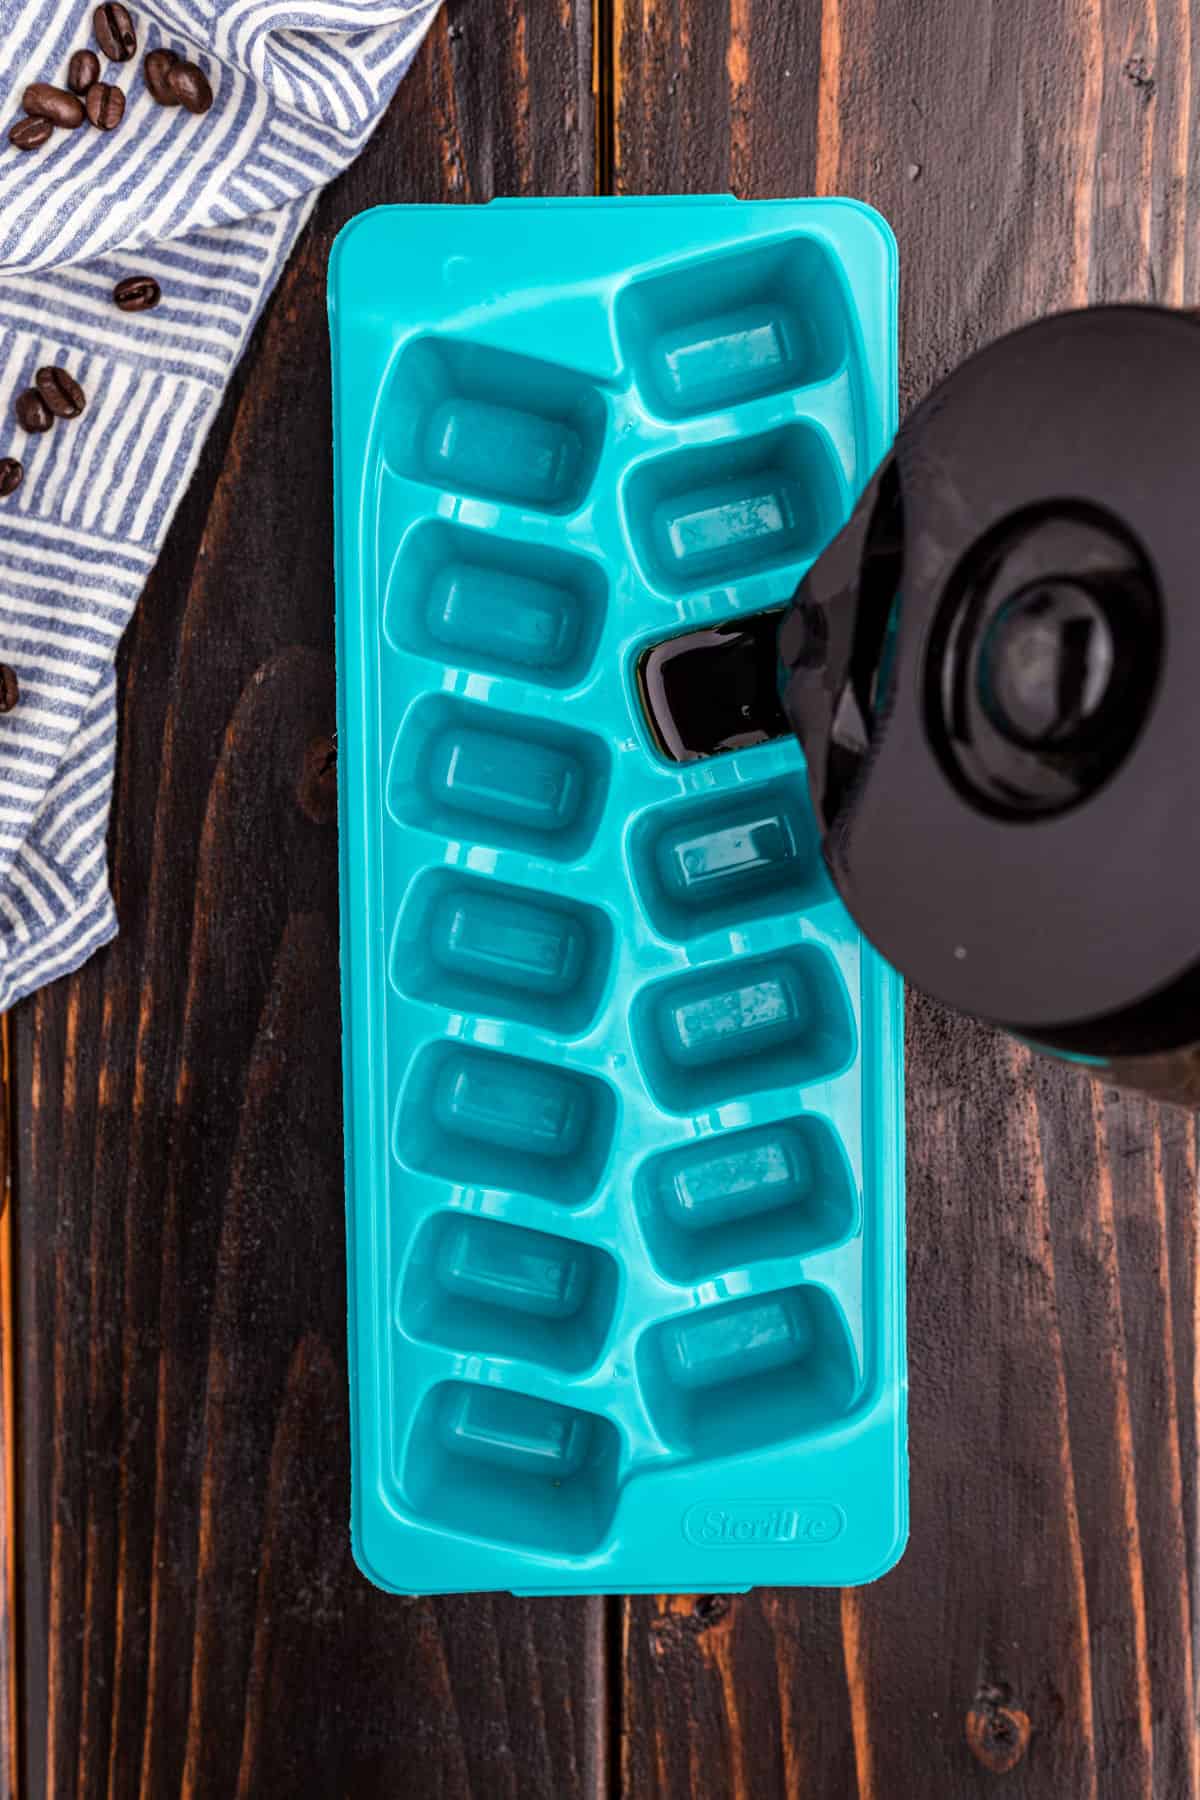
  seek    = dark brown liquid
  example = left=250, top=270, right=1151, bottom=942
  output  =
left=636, top=609, right=790, bottom=763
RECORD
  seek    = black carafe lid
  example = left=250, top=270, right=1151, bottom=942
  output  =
left=779, top=305, right=1200, bottom=1059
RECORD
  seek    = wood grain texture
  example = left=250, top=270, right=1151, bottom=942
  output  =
left=0, top=1019, right=15, bottom=1800
left=10, top=7, right=604, bottom=1798
left=612, top=1, right=1200, bottom=1795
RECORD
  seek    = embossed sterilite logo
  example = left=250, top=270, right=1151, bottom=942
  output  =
left=683, top=1502, right=845, bottom=1548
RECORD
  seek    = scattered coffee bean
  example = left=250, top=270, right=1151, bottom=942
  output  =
left=93, top=3, right=137, bottom=62
left=143, top=47, right=179, bottom=105
left=8, top=116, right=53, bottom=151
left=113, top=273, right=161, bottom=312
left=85, top=82, right=125, bottom=129
left=23, top=82, right=86, bottom=128
left=68, top=49, right=101, bottom=95
left=0, top=666, right=20, bottom=715
left=165, top=59, right=212, bottom=114
left=0, top=459, right=23, bottom=499
left=35, top=366, right=86, bottom=420
left=15, top=390, right=53, bottom=433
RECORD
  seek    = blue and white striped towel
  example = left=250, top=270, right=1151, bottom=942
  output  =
left=0, top=0, right=439, bottom=1009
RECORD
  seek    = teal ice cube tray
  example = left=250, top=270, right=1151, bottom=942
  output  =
left=329, top=197, right=905, bottom=1595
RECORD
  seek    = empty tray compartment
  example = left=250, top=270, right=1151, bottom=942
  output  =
left=625, top=423, right=843, bottom=593
left=617, top=236, right=848, bottom=418
left=632, top=777, right=828, bottom=940
left=387, top=693, right=610, bottom=861
left=384, top=520, right=606, bottom=687
left=638, top=1285, right=860, bottom=1459
left=393, top=1040, right=617, bottom=1205
left=382, top=337, right=606, bottom=512
left=390, top=868, right=614, bottom=1034
left=633, top=945, right=855, bottom=1112
left=636, top=1114, right=857, bottom=1282
left=404, top=1381, right=621, bottom=1553
left=401, top=1213, right=618, bottom=1372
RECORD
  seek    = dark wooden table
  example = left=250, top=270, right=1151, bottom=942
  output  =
left=3, top=3, right=1196, bottom=1794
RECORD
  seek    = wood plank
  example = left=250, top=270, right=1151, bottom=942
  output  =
left=612, top=2, right=1199, bottom=1794
left=0, top=1019, right=16, bottom=1800
left=10, top=7, right=606, bottom=1797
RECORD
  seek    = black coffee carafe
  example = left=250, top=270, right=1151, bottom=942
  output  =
left=643, top=306, right=1200, bottom=1106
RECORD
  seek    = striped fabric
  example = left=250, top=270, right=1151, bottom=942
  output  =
left=0, top=0, right=439, bottom=1009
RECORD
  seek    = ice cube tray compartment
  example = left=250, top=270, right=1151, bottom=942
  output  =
left=626, top=423, right=845, bottom=593
left=332, top=196, right=905, bottom=1596
left=404, top=1383, right=622, bottom=1554
left=394, top=1041, right=617, bottom=1206
left=631, top=777, right=830, bottom=939
left=633, top=946, right=856, bottom=1112
left=635, top=1114, right=858, bottom=1283
left=384, top=521, right=606, bottom=687
left=401, top=1213, right=620, bottom=1372
left=382, top=338, right=607, bottom=512
left=387, top=694, right=611, bottom=861
left=390, top=868, right=614, bottom=1033
left=638, top=1285, right=861, bottom=1459
left=615, top=237, right=849, bottom=417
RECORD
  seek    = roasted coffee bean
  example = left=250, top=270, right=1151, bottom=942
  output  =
left=85, top=81, right=125, bottom=129
left=143, top=47, right=178, bottom=105
left=93, top=3, right=137, bottom=61
left=68, top=49, right=101, bottom=94
left=165, top=59, right=212, bottom=114
left=8, top=116, right=53, bottom=150
left=15, top=390, right=53, bottom=433
left=0, top=666, right=19, bottom=715
left=35, top=366, right=86, bottom=420
left=113, top=273, right=161, bottom=312
left=0, top=459, right=23, bottom=499
left=23, top=83, right=86, bottom=128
